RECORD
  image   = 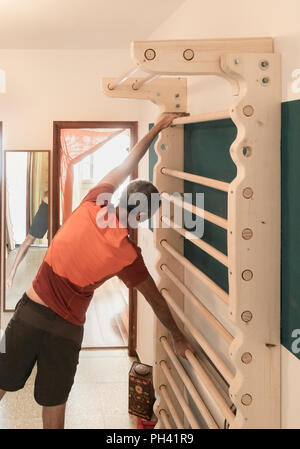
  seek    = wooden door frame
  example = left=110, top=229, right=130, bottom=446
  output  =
left=53, top=121, right=138, bottom=356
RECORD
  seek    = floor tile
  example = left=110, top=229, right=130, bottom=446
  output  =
left=0, top=391, right=18, bottom=420
left=103, top=414, right=138, bottom=429
left=67, top=382, right=105, bottom=416
left=15, top=384, right=41, bottom=419
left=75, top=356, right=129, bottom=384
left=66, top=413, right=105, bottom=429
left=80, top=349, right=127, bottom=359
left=99, top=382, right=129, bottom=415
left=14, top=417, right=43, bottom=429
left=0, top=417, right=17, bottom=429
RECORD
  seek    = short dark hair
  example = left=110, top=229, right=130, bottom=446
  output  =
left=119, top=179, right=161, bottom=219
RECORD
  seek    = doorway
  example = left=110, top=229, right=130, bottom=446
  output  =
left=53, top=121, right=138, bottom=355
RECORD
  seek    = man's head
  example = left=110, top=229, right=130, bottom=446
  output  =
left=118, top=179, right=161, bottom=226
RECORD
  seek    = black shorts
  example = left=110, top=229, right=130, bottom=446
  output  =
left=0, top=293, right=83, bottom=406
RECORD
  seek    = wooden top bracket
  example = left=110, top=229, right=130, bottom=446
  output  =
left=131, top=38, right=274, bottom=76
left=101, top=37, right=274, bottom=111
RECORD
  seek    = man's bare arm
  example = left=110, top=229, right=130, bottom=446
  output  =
left=100, top=113, right=183, bottom=189
left=136, top=274, right=195, bottom=359
left=7, top=234, right=35, bottom=288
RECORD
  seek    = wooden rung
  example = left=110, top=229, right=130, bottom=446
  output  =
left=160, top=239, right=229, bottom=304
left=132, top=74, right=160, bottom=90
left=160, top=337, right=219, bottom=429
left=161, top=216, right=228, bottom=267
left=172, top=109, right=231, bottom=125
left=161, top=289, right=234, bottom=384
left=107, top=65, right=140, bottom=90
left=159, top=409, right=173, bottom=429
left=161, top=192, right=228, bottom=230
left=161, top=264, right=233, bottom=344
left=161, top=167, right=230, bottom=192
left=159, top=386, right=184, bottom=429
left=160, top=360, right=200, bottom=429
left=185, top=350, right=236, bottom=425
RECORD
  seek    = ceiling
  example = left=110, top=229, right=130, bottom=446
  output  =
left=0, top=0, right=185, bottom=49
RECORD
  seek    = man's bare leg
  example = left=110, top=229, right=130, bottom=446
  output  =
left=0, top=389, right=6, bottom=401
left=42, top=403, right=66, bottom=429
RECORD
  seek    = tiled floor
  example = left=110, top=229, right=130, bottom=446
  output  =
left=0, top=348, right=139, bottom=429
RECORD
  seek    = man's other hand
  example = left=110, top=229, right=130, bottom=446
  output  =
left=171, top=332, right=196, bottom=360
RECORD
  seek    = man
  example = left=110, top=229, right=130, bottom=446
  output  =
left=7, top=193, right=48, bottom=288
left=0, top=113, right=194, bottom=429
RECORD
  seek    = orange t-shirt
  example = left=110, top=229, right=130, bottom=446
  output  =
left=33, top=183, right=149, bottom=325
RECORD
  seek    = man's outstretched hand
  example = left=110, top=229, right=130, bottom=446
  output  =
left=156, top=112, right=189, bottom=130
left=171, top=332, right=196, bottom=360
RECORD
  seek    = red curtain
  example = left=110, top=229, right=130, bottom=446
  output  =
left=60, top=128, right=123, bottom=223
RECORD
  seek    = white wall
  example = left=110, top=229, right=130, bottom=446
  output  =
left=135, top=0, right=300, bottom=428
left=0, top=49, right=140, bottom=149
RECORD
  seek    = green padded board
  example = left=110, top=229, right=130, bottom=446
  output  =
left=281, top=99, right=300, bottom=358
left=183, top=120, right=237, bottom=293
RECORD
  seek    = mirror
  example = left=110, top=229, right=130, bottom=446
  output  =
left=3, top=151, right=50, bottom=311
